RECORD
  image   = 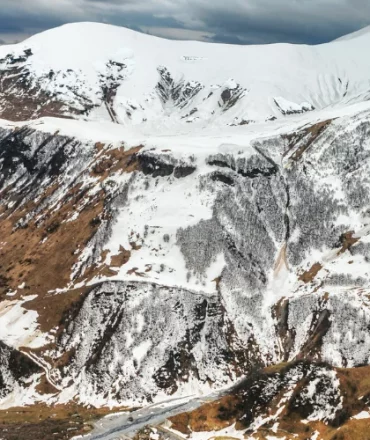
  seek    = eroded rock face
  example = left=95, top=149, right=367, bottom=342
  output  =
left=0, top=48, right=129, bottom=122
left=156, top=67, right=204, bottom=110
left=51, top=281, right=257, bottom=405
left=0, top=50, right=92, bottom=121
left=138, top=152, right=196, bottom=179
left=0, top=341, right=41, bottom=402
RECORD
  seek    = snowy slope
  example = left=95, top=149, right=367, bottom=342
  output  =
left=1, top=97, right=370, bottom=410
left=1, top=22, right=370, bottom=127
left=1, top=24, right=370, bottom=433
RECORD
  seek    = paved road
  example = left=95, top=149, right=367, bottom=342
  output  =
left=74, top=389, right=226, bottom=440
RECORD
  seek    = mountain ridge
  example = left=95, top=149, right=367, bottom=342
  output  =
left=1, top=22, right=370, bottom=440
left=1, top=22, right=370, bottom=127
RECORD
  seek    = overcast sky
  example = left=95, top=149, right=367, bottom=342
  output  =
left=0, top=0, right=369, bottom=45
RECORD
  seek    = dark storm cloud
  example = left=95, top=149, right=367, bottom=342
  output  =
left=188, top=0, right=370, bottom=44
left=0, top=0, right=369, bottom=45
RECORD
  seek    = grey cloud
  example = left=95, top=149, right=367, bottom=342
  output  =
left=0, top=0, right=369, bottom=45
left=204, top=34, right=245, bottom=45
left=183, top=0, right=370, bottom=43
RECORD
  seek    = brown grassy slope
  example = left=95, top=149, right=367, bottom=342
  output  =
left=169, top=363, right=370, bottom=440
left=0, top=403, right=129, bottom=440
left=0, top=144, right=142, bottom=333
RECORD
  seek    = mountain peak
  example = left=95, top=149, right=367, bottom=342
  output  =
left=0, top=21, right=370, bottom=126
left=1, top=18, right=370, bottom=440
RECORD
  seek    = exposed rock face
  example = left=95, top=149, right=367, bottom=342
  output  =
left=0, top=341, right=41, bottom=402
left=138, top=152, right=196, bottom=179
left=0, top=50, right=92, bottom=121
left=52, top=281, right=256, bottom=405
left=156, top=67, right=204, bottom=111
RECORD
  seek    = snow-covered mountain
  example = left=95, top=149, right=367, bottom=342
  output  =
left=1, top=23, right=370, bottom=440
left=1, top=22, right=370, bottom=126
